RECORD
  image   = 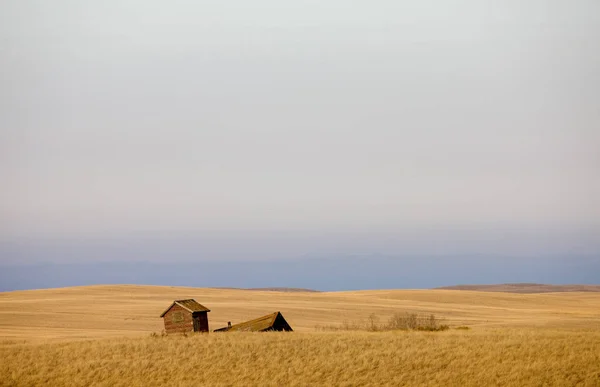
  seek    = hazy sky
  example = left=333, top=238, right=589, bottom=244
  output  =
left=1, top=1, right=599, bottom=267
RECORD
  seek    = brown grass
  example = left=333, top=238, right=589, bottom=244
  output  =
left=2, top=330, right=600, bottom=386
left=1, top=285, right=600, bottom=386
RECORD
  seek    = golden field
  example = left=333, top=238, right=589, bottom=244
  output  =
left=1, top=285, right=600, bottom=386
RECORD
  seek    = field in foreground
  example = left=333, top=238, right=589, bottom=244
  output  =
left=1, top=285, right=600, bottom=386
left=2, top=329, right=600, bottom=386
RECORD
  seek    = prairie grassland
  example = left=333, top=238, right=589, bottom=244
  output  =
left=2, top=329, right=600, bottom=386
left=2, top=285, right=600, bottom=341
left=1, top=285, right=600, bottom=386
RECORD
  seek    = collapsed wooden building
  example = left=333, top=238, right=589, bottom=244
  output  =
left=214, top=311, right=293, bottom=332
left=160, top=299, right=211, bottom=333
left=160, top=299, right=293, bottom=334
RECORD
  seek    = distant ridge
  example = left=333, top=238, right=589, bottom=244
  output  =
left=215, top=287, right=320, bottom=293
left=245, top=287, right=320, bottom=292
left=436, top=283, right=600, bottom=293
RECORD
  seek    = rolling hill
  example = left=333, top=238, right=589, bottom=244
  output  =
left=1, top=284, right=600, bottom=341
left=436, top=283, right=600, bottom=293
left=2, top=285, right=600, bottom=386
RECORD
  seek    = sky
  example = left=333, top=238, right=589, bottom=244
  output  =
left=1, top=1, right=599, bottom=289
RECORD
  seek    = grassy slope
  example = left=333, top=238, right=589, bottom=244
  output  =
left=437, top=283, right=600, bottom=293
left=1, top=285, right=600, bottom=386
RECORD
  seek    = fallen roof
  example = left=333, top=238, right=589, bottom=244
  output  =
left=160, top=299, right=211, bottom=317
left=214, top=311, right=293, bottom=332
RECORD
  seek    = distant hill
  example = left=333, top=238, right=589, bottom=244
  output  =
left=2, top=256, right=599, bottom=292
left=216, top=287, right=320, bottom=292
left=246, top=287, right=320, bottom=292
left=436, top=283, right=600, bottom=293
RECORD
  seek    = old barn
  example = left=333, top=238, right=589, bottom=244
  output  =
left=160, top=299, right=211, bottom=333
left=214, top=311, right=293, bottom=332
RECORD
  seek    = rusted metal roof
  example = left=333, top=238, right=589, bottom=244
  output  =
left=214, top=311, right=293, bottom=332
left=159, top=299, right=210, bottom=317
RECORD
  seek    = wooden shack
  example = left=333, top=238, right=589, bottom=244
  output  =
left=214, top=311, right=293, bottom=332
left=160, top=299, right=210, bottom=333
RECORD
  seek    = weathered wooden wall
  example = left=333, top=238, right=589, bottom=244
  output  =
left=163, top=304, right=210, bottom=333
left=196, top=313, right=209, bottom=332
left=163, top=304, right=194, bottom=334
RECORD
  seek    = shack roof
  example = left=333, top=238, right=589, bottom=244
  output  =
left=214, top=311, right=293, bottom=332
left=160, top=299, right=210, bottom=317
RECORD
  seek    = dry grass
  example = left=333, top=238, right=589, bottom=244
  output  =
left=316, top=312, right=450, bottom=331
left=1, top=285, right=600, bottom=386
left=2, top=330, right=600, bottom=386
